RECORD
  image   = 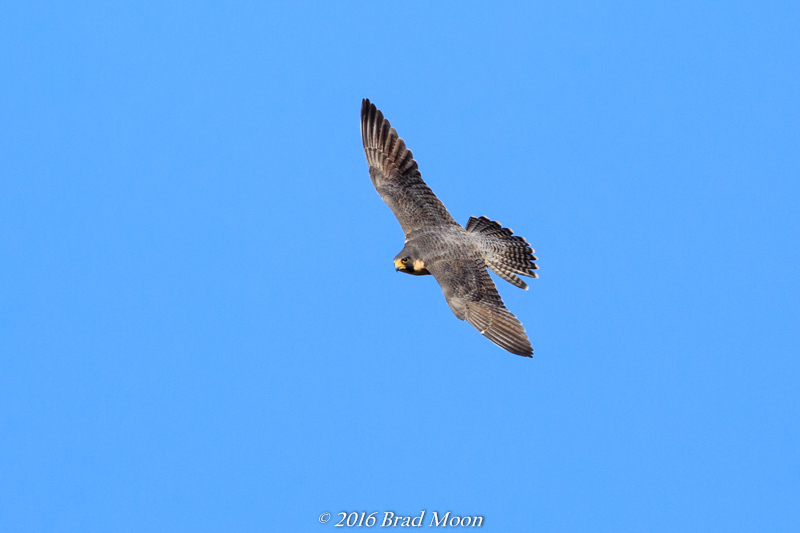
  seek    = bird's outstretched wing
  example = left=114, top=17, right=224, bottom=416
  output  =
left=361, top=99, right=459, bottom=236
left=427, top=256, right=533, bottom=357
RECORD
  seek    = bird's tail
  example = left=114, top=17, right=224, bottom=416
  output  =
left=466, top=216, right=538, bottom=290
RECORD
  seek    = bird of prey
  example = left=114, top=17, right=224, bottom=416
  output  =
left=360, top=99, right=539, bottom=357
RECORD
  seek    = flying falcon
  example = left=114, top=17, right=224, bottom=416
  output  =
left=360, top=99, right=539, bottom=357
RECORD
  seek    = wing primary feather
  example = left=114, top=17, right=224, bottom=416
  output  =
left=360, top=99, right=458, bottom=235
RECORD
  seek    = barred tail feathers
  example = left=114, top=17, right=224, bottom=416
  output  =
left=466, top=216, right=538, bottom=290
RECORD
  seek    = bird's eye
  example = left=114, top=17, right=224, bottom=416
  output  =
left=402, top=258, right=408, bottom=264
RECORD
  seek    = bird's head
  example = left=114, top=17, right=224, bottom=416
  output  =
left=393, top=248, right=430, bottom=276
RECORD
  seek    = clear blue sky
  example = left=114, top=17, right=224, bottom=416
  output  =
left=2, top=2, right=799, bottom=531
